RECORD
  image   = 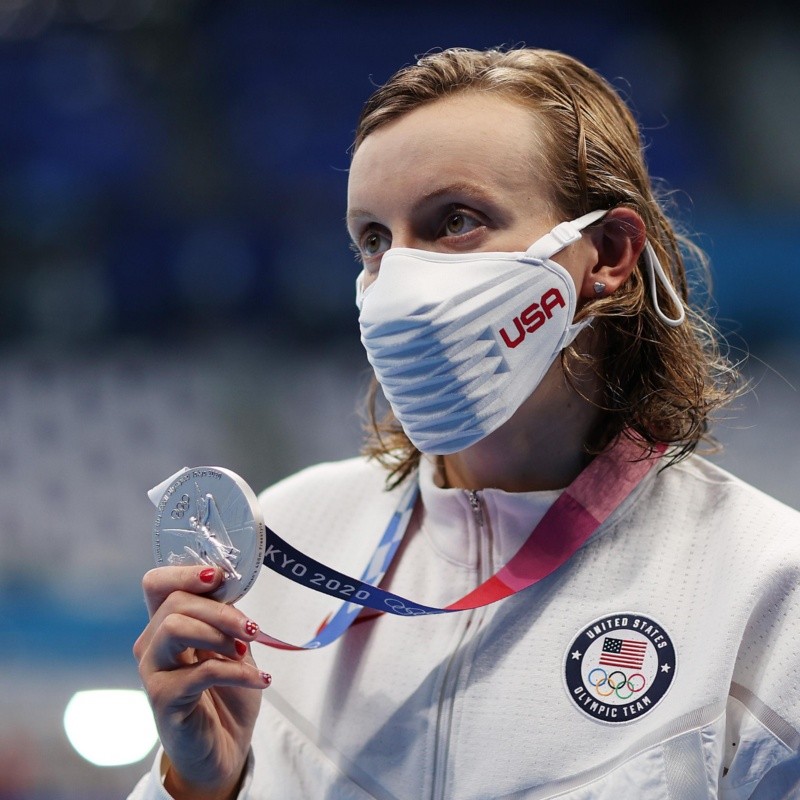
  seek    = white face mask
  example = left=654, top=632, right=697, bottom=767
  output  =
left=356, top=210, right=684, bottom=455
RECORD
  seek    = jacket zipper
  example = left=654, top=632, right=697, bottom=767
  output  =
left=466, top=490, right=485, bottom=528
left=430, top=491, right=492, bottom=799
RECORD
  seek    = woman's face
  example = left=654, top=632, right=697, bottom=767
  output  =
left=347, top=92, right=588, bottom=292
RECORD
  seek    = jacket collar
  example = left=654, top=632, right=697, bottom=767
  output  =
left=416, top=455, right=561, bottom=569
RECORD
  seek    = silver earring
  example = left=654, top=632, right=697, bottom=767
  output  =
left=593, top=281, right=606, bottom=296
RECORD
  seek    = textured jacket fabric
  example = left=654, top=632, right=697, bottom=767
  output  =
left=130, top=454, right=800, bottom=799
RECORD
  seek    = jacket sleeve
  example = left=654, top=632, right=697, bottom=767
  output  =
left=719, top=693, right=800, bottom=799
left=126, top=750, right=172, bottom=800
left=748, top=752, right=800, bottom=799
left=127, top=748, right=256, bottom=800
left=720, top=520, right=800, bottom=799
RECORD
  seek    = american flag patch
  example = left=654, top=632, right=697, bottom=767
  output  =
left=598, top=637, right=648, bottom=670
left=565, top=612, right=676, bottom=724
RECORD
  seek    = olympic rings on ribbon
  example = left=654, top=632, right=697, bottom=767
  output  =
left=586, top=667, right=648, bottom=699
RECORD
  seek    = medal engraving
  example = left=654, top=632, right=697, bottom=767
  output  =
left=166, top=488, right=242, bottom=580
left=150, top=467, right=266, bottom=603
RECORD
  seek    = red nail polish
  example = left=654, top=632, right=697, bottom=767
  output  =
left=199, top=568, right=216, bottom=583
left=235, top=640, right=247, bottom=657
left=260, top=672, right=272, bottom=687
left=244, top=619, right=259, bottom=637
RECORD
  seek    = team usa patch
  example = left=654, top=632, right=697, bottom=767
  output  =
left=564, top=612, right=676, bottom=724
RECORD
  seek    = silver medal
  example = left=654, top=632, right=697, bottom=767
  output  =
left=148, top=466, right=266, bottom=604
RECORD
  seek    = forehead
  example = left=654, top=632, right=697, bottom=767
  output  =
left=347, top=92, right=550, bottom=219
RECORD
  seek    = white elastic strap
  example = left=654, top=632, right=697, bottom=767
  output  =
left=526, top=209, right=608, bottom=260
left=530, top=210, right=685, bottom=328
left=644, top=241, right=686, bottom=327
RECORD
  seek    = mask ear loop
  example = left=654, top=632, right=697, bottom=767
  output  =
left=643, top=241, right=686, bottom=327
left=526, top=209, right=608, bottom=261
left=526, top=209, right=685, bottom=327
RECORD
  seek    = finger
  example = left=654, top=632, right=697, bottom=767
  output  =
left=154, top=591, right=259, bottom=641
left=179, top=657, right=272, bottom=699
left=148, top=659, right=272, bottom=714
left=141, top=566, right=222, bottom=618
left=142, top=613, right=248, bottom=672
left=134, top=588, right=261, bottom=661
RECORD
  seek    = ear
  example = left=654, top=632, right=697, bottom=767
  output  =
left=578, top=207, right=646, bottom=300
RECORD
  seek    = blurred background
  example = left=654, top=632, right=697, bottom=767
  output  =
left=0, top=0, right=797, bottom=796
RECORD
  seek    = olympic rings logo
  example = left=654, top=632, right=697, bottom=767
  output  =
left=384, top=598, right=426, bottom=616
left=170, top=493, right=191, bottom=519
left=587, top=668, right=647, bottom=700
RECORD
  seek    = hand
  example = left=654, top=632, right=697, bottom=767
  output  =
left=133, top=566, right=270, bottom=800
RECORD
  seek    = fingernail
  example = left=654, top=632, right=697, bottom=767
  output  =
left=199, top=568, right=216, bottom=583
left=244, top=619, right=259, bottom=637
left=260, top=672, right=272, bottom=687
left=235, top=640, right=247, bottom=657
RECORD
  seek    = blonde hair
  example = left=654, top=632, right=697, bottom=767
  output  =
left=353, top=47, right=738, bottom=485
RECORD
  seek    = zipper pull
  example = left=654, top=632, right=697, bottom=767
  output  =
left=466, top=490, right=484, bottom=528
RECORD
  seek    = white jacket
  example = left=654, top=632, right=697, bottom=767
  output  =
left=131, top=454, right=800, bottom=799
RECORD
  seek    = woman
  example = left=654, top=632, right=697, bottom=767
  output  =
left=130, top=48, right=800, bottom=799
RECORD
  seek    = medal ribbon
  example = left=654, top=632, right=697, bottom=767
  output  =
left=254, top=434, right=664, bottom=651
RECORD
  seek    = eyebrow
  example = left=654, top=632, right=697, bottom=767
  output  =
left=416, top=181, right=500, bottom=207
